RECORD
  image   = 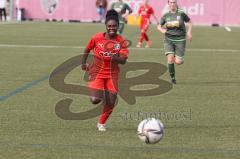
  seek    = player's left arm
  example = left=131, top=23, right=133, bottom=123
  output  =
left=186, top=20, right=193, bottom=43
left=112, top=40, right=128, bottom=65
left=126, top=4, right=133, bottom=14
left=183, top=12, right=193, bottom=42
left=152, top=13, right=159, bottom=25
left=151, top=7, right=159, bottom=25
left=122, top=4, right=133, bottom=19
left=112, top=52, right=128, bottom=64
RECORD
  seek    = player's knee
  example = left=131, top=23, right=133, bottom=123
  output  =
left=90, top=97, right=102, bottom=104
left=141, top=31, right=145, bottom=36
left=105, top=93, right=118, bottom=106
left=176, top=61, right=184, bottom=65
left=106, top=100, right=117, bottom=106
left=175, top=56, right=184, bottom=65
left=168, top=59, right=174, bottom=64
left=167, top=55, right=175, bottom=63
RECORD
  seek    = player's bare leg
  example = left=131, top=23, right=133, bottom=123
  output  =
left=89, top=89, right=104, bottom=104
left=97, top=91, right=117, bottom=131
left=175, top=56, right=184, bottom=65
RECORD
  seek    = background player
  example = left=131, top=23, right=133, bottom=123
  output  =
left=157, top=0, right=192, bottom=84
left=110, top=0, right=133, bottom=34
left=81, top=9, right=129, bottom=131
left=136, top=0, right=159, bottom=48
left=95, top=0, right=108, bottom=23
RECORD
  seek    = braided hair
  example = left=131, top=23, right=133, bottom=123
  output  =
left=105, top=9, right=119, bottom=26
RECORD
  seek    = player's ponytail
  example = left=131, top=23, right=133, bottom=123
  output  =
left=105, top=9, right=119, bottom=26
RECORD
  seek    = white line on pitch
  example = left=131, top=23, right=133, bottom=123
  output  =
left=225, top=26, right=232, bottom=32
left=0, top=44, right=240, bottom=53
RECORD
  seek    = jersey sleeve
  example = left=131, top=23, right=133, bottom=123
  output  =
left=125, top=4, right=132, bottom=13
left=86, top=35, right=96, bottom=50
left=160, top=15, right=166, bottom=26
left=182, top=12, right=191, bottom=22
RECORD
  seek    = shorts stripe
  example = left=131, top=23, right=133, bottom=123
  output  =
left=165, top=52, right=174, bottom=55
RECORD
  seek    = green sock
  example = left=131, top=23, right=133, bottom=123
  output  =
left=168, top=63, right=175, bottom=80
left=118, top=23, right=124, bottom=34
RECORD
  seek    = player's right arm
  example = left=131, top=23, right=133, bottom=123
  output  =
left=122, top=4, right=133, bottom=20
left=82, top=35, right=96, bottom=71
left=82, top=48, right=90, bottom=71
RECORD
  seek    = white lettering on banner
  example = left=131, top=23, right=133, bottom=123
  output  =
left=182, top=4, right=204, bottom=16
left=162, top=3, right=204, bottom=16
left=13, top=0, right=240, bottom=25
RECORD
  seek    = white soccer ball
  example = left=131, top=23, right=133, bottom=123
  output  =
left=137, top=118, right=164, bottom=144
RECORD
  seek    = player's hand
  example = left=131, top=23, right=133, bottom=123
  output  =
left=187, top=32, right=192, bottom=42
left=81, top=63, right=89, bottom=71
left=111, top=53, right=119, bottom=58
left=157, top=25, right=166, bottom=34
left=122, top=13, right=129, bottom=20
left=112, top=53, right=126, bottom=64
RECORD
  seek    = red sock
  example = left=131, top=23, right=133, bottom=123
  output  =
left=139, top=31, right=144, bottom=43
left=98, top=105, right=114, bottom=124
left=143, top=32, right=149, bottom=41
left=139, top=31, right=149, bottom=43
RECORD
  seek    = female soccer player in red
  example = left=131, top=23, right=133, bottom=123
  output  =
left=81, top=10, right=129, bottom=131
left=136, top=0, right=159, bottom=48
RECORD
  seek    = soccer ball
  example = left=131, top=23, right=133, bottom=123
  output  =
left=137, top=118, right=164, bottom=144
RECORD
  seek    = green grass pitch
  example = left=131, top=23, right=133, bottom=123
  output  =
left=0, top=22, right=240, bottom=159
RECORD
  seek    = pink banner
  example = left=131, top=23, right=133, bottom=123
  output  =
left=15, top=0, right=99, bottom=21
left=14, top=0, right=240, bottom=26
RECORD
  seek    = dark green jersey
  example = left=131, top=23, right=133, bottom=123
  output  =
left=160, top=8, right=190, bottom=41
left=111, top=2, right=132, bottom=22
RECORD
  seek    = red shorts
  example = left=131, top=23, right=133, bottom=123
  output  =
left=88, top=78, right=118, bottom=94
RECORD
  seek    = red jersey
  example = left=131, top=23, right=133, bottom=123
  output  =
left=138, top=5, right=154, bottom=20
left=86, top=32, right=128, bottom=79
